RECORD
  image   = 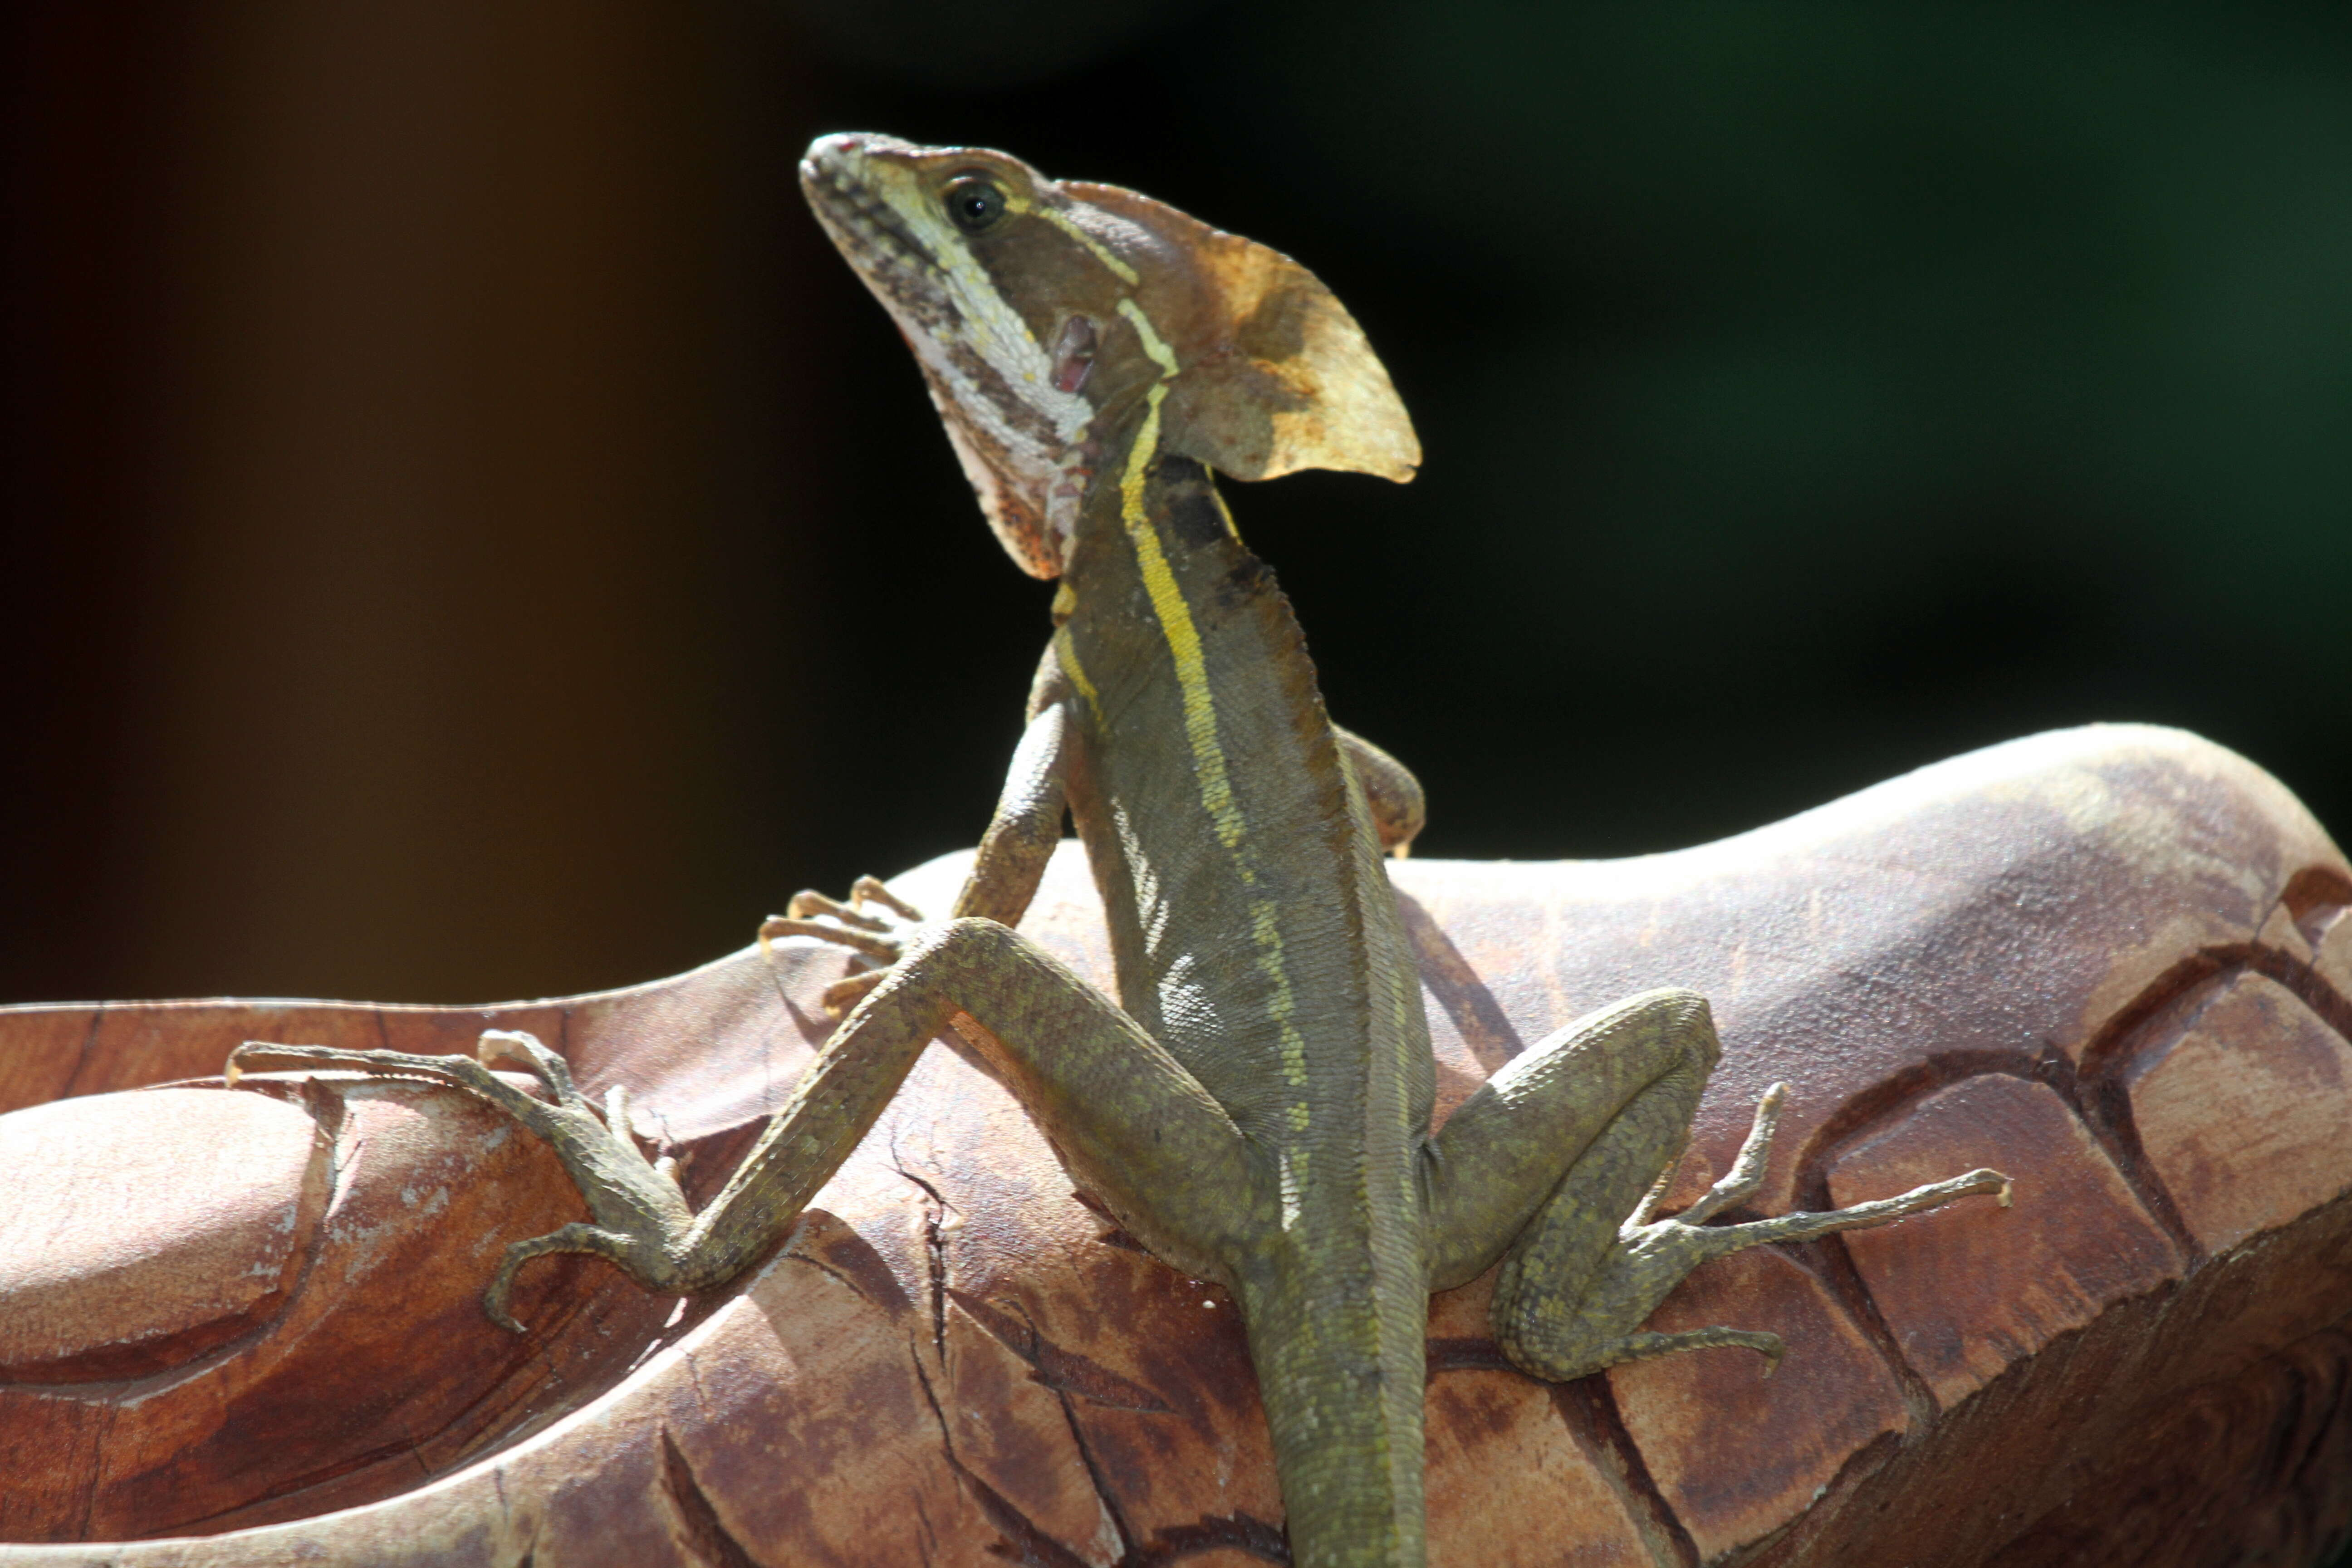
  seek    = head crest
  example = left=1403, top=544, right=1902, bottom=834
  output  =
left=1069, top=182, right=1421, bottom=485
left=801, top=134, right=1420, bottom=576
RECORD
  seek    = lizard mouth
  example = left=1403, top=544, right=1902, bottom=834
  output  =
left=799, top=136, right=963, bottom=333
left=798, top=132, right=1089, bottom=579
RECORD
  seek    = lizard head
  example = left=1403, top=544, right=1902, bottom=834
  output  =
left=801, top=132, right=1421, bottom=578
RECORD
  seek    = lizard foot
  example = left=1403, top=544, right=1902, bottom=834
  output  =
left=760, top=874, right=930, bottom=1015
left=227, top=1029, right=696, bottom=1331
left=1498, top=1082, right=2011, bottom=1382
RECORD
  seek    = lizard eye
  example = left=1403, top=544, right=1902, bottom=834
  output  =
left=944, top=177, right=1007, bottom=235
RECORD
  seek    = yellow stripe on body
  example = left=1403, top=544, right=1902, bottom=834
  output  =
left=1250, top=899, right=1314, bottom=1108
left=1118, top=387, right=1247, bottom=854
left=1113, top=298, right=1314, bottom=1199
left=1054, top=628, right=1102, bottom=724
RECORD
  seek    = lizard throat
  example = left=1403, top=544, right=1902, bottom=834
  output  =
left=802, top=146, right=1093, bottom=577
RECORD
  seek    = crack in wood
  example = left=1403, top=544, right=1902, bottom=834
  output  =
left=2280, top=867, right=2352, bottom=953
left=1050, top=1388, right=1142, bottom=1565
left=948, top=1289, right=1172, bottom=1413
left=60, top=1011, right=100, bottom=1102
left=912, top=1277, right=1296, bottom=1566
left=910, top=1353, right=1093, bottom=1568
left=1785, top=1046, right=2100, bottom=1427
left=895, top=1156, right=956, bottom=1365
left=1034, top=1345, right=1146, bottom=1568
left=914, top=1490, right=941, bottom=1568
left=658, top=1428, right=765, bottom=1568
left=1134, top=1512, right=1292, bottom=1564
left=1550, top=1372, right=1700, bottom=1568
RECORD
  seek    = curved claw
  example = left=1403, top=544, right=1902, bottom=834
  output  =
left=483, top=1221, right=647, bottom=1334
left=230, top=1039, right=509, bottom=1098
left=475, top=1029, right=581, bottom=1107
left=783, top=888, right=892, bottom=931
left=1678, top=1080, right=1789, bottom=1227
left=820, top=968, right=889, bottom=1018
left=760, top=876, right=927, bottom=982
left=759, top=915, right=903, bottom=963
left=850, top=875, right=924, bottom=922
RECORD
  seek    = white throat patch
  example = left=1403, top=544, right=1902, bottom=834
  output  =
left=803, top=142, right=1095, bottom=575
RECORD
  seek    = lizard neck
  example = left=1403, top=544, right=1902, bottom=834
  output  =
left=1053, top=355, right=1247, bottom=638
left=1048, top=390, right=1440, bottom=1568
left=1052, top=407, right=1438, bottom=1234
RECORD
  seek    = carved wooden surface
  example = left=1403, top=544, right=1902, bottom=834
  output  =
left=3, top=724, right=2351, bottom=1565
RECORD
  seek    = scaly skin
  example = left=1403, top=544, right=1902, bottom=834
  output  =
left=230, top=135, right=2011, bottom=1568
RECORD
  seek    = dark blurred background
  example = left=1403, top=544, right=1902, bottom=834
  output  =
left=3, top=2, right=2347, bottom=1006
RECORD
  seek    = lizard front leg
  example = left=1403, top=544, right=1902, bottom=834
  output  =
left=687, top=683, right=1077, bottom=1017
left=231, top=911, right=1252, bottom=1326
left=500, top=912, right=1252, bottom=1304
left=1422, top=988, right=2010, bottom=1381
left=228, top=690, right=1083, bottom=1327
left=771, top=690, right=1074, bottom=1016
left=229, top=1029, right=695, bottom=1331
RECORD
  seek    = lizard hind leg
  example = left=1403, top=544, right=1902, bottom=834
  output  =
left=1418, top=986, right=1733, bottom=1381
left=1670, top=1079, right=1786, bottom=1226
left=1489, top=1081, right=1794, bottom=1382
left=481, top=1222, right=653, bottom=1334
left=1499, top=1079, right=2011, bottom=1384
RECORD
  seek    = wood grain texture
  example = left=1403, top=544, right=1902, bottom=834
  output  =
left=0, top=723, right=2348, bottom=1565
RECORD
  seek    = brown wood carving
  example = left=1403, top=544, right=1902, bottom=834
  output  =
left=4, top=724, right=2352, bottom=1566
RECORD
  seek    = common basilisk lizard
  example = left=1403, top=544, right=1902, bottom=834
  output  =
left=230, top=134, right=2012, bottom=1568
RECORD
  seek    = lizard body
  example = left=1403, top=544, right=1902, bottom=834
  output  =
left=231, top=135, right=2010, bottom=1568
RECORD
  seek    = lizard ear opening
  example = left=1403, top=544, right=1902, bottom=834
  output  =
left=1063, top=182, right=1421, bottom=485
left=1166, top=232, right=1421, bottom=485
